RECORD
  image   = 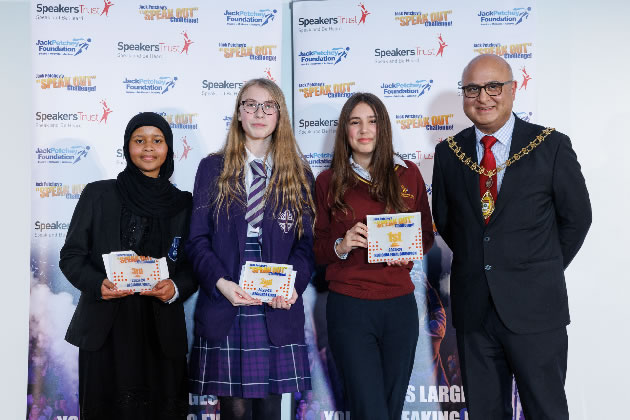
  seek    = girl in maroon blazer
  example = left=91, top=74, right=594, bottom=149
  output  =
left=314, top=93, right=434, bottom=420
left=186, top=79, right=315, bottom=420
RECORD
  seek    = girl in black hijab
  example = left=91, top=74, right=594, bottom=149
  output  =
left=60, top=112, right=197, bottom=420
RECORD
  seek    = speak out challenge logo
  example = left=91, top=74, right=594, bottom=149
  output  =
left=139, top=5, right=199, bottom=23
left=394, top=9, right=452, bottom=27
left=35, top=73, right=96, bottom=92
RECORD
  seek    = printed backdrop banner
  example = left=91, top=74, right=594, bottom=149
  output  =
left=292, top=1, right=536, bottom=419
left=29, top=1, right=282, bottom=418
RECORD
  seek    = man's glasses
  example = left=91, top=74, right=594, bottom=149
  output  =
left=240, top=100, right=279, bottom=115
left=460, top=81, right=513, bottom=98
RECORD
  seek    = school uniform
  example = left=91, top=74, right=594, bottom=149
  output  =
left=187, top=152, right=314, bottom=398
left=314, top=157, right=435, bottom=420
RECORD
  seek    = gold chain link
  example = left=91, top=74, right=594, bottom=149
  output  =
left=445, top=127, right=555, bottom=177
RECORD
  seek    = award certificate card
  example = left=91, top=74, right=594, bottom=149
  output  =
left=103, top=251, right=170, bottom=292
left=366, top=212, right=423, bottom=263
left=239, top=262, right=296, bottom=303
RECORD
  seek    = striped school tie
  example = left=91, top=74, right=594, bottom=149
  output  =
left=245, top=159, right=267, bottom=229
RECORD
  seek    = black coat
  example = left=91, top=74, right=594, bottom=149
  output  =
left=432, top=116, right=592, bottom=334
left=59, top=180, right=197, bottom=357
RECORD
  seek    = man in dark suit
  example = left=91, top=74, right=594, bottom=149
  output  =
left=432, top=54, right=591, bottom=419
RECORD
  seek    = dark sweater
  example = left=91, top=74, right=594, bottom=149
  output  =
left=314, top=161, right=434, bottom=300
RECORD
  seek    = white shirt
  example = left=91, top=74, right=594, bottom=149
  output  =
left=474, top=113, right=515, bottom=193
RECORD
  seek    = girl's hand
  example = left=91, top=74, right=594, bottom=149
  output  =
left=216, top=277, right=262, bottom=306
left=101, top=279, right=133, bottom=300
left=268, top=288, right=298, bottom=310
left=337, top=222, right=368, bottom=255
left=386, top=260, right=412, bottom=267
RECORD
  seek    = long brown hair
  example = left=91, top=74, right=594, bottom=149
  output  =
left=214, top=78, right=314, bottom=236
left=329, top=92, right=407, bottom=214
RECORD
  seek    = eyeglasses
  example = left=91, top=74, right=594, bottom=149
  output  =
left=240, top=100, right=279, bottom=115
left=460, top=81, right=513, bottom=98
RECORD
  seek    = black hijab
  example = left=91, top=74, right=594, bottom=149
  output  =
left=116, top=112, right=190, bottom=218
left=116, top=112, right=191, bottom=257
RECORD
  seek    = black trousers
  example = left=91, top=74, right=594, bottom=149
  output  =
left=327, top=292, right=419, bottom=420
left=456, top=303, right=568, bottom=420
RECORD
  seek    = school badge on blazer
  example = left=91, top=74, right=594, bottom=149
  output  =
left=168, top=236, right=181, bottom=261
left=277, top=210, right=294, bottom=234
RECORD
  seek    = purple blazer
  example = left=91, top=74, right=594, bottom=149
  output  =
left=186, top=154, right=315, bottom=346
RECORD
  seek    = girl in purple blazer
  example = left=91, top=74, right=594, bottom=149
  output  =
left=186, top=79, right=315, bottom=420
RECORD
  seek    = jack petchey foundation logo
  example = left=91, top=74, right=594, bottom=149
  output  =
left=139, top=5, right=199, bottom=23
left=296, top=2, right=370, bottom=33
left=516, top=111, right=533, bottom=122
left=218, top=42, right=277, bottom=62
left=35, top=1, right=114, bottom=21
left=478, top=7, right=531, bottom=26
left=298, top=47, right=350, bottom=66
left=35, top=37, right=92, bottom=56
left=34, top=100, right=113, bottom=128
left=395, top=113, right=454, bottom=131
left=473, top=42, right=533, bottom=60
left=298, top=81, right=355, bottom=99
left=35, top=145, right=91, bottom=164
left=117, top=31, right=194, bottom=59
left=123, top=76, right=178, bottom=94
left=381, top=80, right=433, bottom=98
left=35, top=73, right=96, bottom=92
left=224, top=8, right=277, bottom=26
left=394, top=9, right=452, bottom=27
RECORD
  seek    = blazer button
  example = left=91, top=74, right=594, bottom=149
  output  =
left=484, top=265, right=492, bottom=271
left=484, top=236, right=491, bottom=242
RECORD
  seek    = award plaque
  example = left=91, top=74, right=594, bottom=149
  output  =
left=239, top=261, right=296, bottom=303
left=366, top=212, right=423, bottom=263
left=102, top=251, right=170, bottom=292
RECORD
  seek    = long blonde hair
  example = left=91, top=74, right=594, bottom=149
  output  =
left=214, top=78, right=314, bottom=236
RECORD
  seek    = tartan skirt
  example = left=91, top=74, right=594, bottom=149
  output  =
left=189, top=236, right=311, bottom=398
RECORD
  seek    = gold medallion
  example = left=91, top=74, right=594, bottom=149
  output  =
left=481, top=190, right=495, bottom=220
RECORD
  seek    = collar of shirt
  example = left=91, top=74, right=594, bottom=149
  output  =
left=349, top=154, right=408, bottom=182
left=245, top=147, right=274, bottom=176
left=244, top=147, right=273, bottom=198
left=474, top=113, right=515, bottom=163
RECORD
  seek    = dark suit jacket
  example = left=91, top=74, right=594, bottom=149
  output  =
left=186, top=154, right=315, bottom=345
left=59, top=180, right=197, bottom=357
left=432, top=116, right=591, bottom=334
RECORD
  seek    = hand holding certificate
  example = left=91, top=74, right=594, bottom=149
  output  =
left=238, top=262, right=296, bottom=304
left=367, top=212, right=423, bottom=263
left=102, top=251, right=170, bottom=293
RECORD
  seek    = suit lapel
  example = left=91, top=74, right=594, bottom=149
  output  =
left=488, top=116, right=533, bottom=225
left=458, top=129, right=485, bottom=226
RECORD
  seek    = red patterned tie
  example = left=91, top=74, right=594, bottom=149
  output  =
left=480, top=135, right=498, bottom=224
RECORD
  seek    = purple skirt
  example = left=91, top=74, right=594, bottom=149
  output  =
left=189, top=236, right=311, bottom=398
